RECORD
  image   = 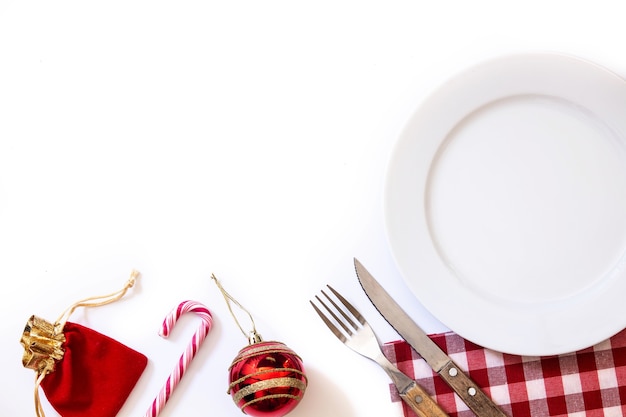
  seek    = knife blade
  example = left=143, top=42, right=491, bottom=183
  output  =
left=354, top=258, right=507, bottom=417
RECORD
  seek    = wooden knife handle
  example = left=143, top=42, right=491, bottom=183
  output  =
left=399, top=381, right=450, bottom=417
left=438, top=361, right=508, bottom=417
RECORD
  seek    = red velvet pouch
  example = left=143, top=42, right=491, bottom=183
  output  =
left=40, top=322, right=147, bottom=417
left=21, top=271, right=146, bottom=417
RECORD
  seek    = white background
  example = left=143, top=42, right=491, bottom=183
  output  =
left=1, top=1, right=625, bottom=416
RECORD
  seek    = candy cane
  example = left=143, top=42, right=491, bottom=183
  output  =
left=145, top=300, right=213, bottom=417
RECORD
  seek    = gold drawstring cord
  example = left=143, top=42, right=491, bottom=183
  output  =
left=32, top=270, right=140, bottom=417
left=53, top=270, right=140, bottom=334
left=211, top=273, right=262, bottom=343
left=34, top=371, right=46, bottom=417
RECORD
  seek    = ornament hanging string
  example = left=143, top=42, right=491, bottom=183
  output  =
left=211, top=274, right=262, bottom=343
left=32, top=270, right=140, bottom=417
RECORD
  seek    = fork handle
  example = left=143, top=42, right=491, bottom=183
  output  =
left=399, top=381, right=450, bottom=417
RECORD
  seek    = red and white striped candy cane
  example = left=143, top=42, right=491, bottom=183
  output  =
left=145, top=300, right=213, bottom=417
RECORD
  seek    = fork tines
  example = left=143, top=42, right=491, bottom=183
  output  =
left=310, top=285, right=365, bottom=342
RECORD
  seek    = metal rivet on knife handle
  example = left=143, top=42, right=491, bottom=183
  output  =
left=439, top=361, right=505, bottom=416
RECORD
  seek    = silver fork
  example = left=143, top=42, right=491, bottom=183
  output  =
left=311, top=285, right=449, bottom=417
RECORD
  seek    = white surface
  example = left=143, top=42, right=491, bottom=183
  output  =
left=1, top=1, right=625, bottom=416
left=385, top=53, right=626, bottom=356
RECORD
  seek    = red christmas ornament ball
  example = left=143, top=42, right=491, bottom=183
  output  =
left=228, top=341, right=307, bottom=417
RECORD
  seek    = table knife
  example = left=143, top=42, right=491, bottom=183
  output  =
left=354, top=258, right=507, bottom=417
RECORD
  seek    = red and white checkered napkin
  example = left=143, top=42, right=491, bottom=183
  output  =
left=382, top=329, right=626, bottom=417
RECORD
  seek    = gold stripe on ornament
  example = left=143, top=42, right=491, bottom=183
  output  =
left=229, top=348, right=304, bottom=370
left=229, top=367, right=308, bottom=392
left=232, top=377, right=307, bottom=403
left=233, top=346, right=299, bottom=361
left=241, top=393, right=305, bottom=414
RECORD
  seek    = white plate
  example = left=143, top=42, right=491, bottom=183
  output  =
left=384, top=53, right=626, bottom=356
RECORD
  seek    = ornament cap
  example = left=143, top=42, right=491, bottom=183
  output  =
left=248, top=330, right=263, bottom=345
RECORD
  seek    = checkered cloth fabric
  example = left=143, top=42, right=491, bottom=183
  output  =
left=382, top=329, right=626, bottom=417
